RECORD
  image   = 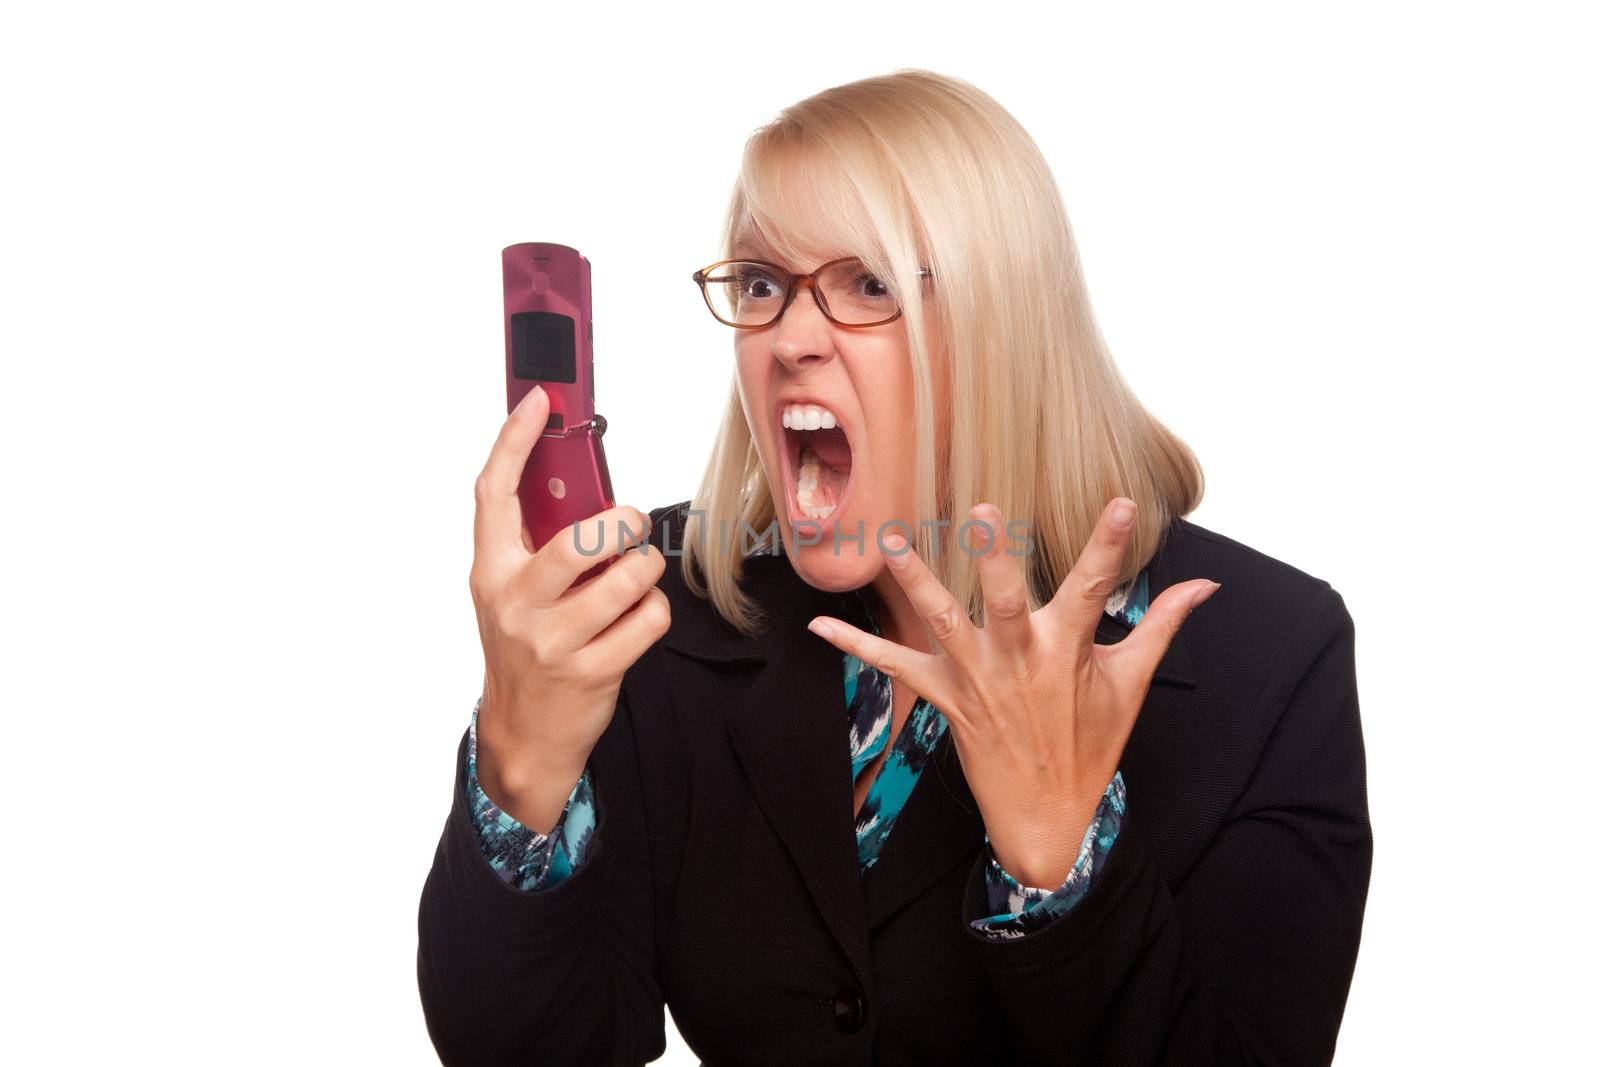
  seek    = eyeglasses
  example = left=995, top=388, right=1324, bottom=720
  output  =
left=692, top=256, right=932, bottom=329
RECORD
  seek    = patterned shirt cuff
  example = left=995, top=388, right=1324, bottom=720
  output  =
left=465, top=697, right=598, bottom=892
left=968, top=770, right=1127, bottom=941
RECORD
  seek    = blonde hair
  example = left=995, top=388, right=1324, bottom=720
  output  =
left=681, top=68, right=1204, bottom=635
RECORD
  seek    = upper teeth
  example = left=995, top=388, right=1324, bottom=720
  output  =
left=781, top=403, right=838, bottom=430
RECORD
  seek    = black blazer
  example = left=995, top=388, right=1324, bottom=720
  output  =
left=417, top=502, right=1372, bottom=1065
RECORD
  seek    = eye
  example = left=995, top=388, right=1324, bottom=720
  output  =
left=853, top=272, right=893, bottom=301
left=734, top=265, right=785, bottom=301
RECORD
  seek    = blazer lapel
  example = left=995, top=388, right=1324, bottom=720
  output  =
left=861, top=723, right=985, bottom=930
left=720, top=557, right=877, bottom=991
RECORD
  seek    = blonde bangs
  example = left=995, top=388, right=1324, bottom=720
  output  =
left=734, top=133, right=879, bottom=268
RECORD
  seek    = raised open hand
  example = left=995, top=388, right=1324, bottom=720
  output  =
left=806, top=497, right=1219, bottom=887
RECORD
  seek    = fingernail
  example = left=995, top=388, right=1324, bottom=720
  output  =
left=883, top=532, right=908, bottom=555
left=518, top=384, right=545, bottom=410
left=968, top=510, right=996, bottom=551
left=808, top=617, right=835, bottom=639
left=1111, top=499, right=1136, bottom=529
left=1190, top=579, right=1221, bottom=609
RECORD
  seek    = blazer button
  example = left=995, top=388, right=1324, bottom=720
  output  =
left=832, top=987, right=866, bottom=1033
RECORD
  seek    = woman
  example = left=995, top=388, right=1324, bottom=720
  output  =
left=418, top=69, right=1371, bottom=1065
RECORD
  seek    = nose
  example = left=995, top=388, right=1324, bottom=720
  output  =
left=769, top=281, right=835, bottom=372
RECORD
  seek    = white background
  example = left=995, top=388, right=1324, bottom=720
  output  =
left=3, top=2, right=1594, bottom=1062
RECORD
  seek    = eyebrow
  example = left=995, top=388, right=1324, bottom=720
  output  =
left=732, top=240, right=782, bottom=263
left=729, top=244, right=855, bottom=270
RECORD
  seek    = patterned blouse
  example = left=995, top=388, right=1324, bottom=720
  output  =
left=465, top=570, right=1149, bottom=940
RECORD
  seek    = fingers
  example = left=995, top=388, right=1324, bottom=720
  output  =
left=1104, top=577, right=1219, bottom=691
left=1045, top=496, right=1139, bottom=647
left=970, top=503, right=1035, bottom=656
left=582, top=585, right=673, bottom=672
left=546, top=532, right=668, bottom=652
left=880, top=530, right=982, bottom=665
left=524, top=503, right=653, bottom=605
left=474, top=385, right=549, bottom=569
left=806, top=615, right=941, bottom=697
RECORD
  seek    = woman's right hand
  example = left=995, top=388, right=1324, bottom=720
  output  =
left=468, top=385, right=670, bottom=833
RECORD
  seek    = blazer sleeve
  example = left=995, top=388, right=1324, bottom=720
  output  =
left=959, top=585, right=1372, bottom=1065
left=417, top=685, right=667, bottom=1066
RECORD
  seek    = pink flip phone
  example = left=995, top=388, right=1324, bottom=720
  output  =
left=503, top=243, right=617, bottom=564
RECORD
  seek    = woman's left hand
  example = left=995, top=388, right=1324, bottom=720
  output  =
left=806, top=497, right=1219, bottom=889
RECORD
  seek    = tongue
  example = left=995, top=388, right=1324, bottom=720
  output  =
left=798, top=447, right=845, bottom=511
left=808, top=426, right=852, bottom=471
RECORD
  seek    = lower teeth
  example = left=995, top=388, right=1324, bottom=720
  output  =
left=796, top=444, right=836, bottom=520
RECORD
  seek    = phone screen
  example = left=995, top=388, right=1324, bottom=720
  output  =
left=510, top=311, right=577, bottom=383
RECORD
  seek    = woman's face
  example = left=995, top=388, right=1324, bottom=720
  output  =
left=733, top=235, right=943, bottom=594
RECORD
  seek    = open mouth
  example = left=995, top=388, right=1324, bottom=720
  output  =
left=779, top=401, right=855, bottom=524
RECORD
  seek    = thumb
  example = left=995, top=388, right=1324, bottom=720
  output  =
left=1111, top=578, right=1218, bottom=685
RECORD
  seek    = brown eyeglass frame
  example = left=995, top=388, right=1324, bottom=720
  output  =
left=692, top=256, right=933, bottom=329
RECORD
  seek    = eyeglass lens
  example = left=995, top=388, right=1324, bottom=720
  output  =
left=702, top=260, right=899, bottom=326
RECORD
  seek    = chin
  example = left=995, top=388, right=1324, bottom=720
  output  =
left=780, top=529, right=882, bottom=593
